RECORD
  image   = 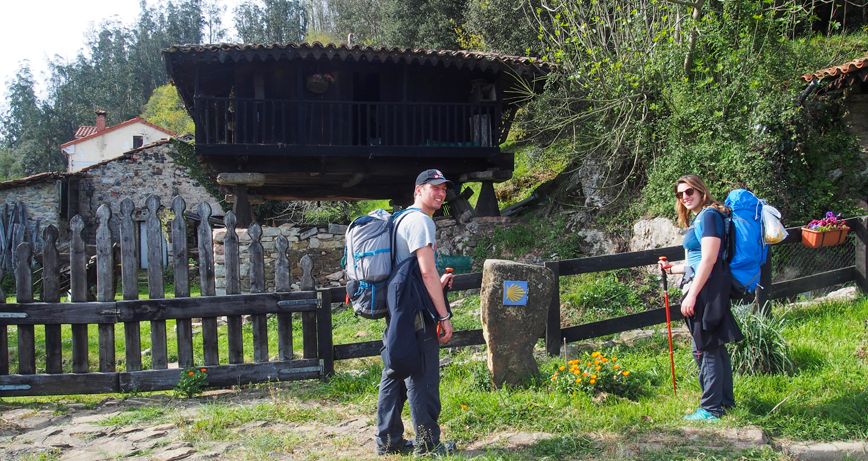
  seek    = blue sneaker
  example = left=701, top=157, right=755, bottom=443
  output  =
left=683, top=408, right=720, bottom=421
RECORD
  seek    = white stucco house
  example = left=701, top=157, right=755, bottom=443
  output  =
left=61, top=110, right=176, bottom=172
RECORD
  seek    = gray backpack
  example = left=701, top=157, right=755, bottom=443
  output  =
left=343, top=208, right=417, bottom=319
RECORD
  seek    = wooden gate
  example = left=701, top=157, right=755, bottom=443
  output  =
left=0, top=196, right=334, bottom=396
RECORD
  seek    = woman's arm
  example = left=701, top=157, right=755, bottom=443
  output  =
left=680, top=236, right=720, bottom=317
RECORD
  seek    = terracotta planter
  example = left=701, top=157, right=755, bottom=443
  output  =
left=801, top=226, right=850, bottom=248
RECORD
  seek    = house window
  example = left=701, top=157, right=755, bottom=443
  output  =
left=133, top=135, right=144, bottom=148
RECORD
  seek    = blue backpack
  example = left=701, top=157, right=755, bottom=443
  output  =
left=723, top=189, right=768, bottom=298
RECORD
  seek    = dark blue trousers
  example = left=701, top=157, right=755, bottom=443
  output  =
left=376, top=324, right=441, bottom=451
left=692, top=343, right=735, bottom=417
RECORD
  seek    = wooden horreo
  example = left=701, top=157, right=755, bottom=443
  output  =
left=163, top=43, right=551, bottom=224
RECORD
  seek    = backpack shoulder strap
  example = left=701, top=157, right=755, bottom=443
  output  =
left=389, top=208, right=422, bottom=267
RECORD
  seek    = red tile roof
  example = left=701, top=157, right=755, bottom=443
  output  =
left=61, top=117, right=176, bottom=149
left=164, top=42, right=552, bottom=77
left=801, top=56, right=868, bottom=89
left=74, top=126, right=98, bottom=139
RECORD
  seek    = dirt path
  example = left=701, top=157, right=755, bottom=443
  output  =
left=4, top=387, right=867, bottom=461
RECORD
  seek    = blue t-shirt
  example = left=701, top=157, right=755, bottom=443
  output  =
left=683, top=208, right=725, bottom=272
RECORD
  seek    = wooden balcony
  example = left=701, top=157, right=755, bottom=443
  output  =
left=194, top=97, right=503, bottom=157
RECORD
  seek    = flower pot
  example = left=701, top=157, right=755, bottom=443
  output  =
left=800, top=226, right=850, bottom=248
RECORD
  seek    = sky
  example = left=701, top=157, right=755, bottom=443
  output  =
left=0, top=0, right=241, bottom=101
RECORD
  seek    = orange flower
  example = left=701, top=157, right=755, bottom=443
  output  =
left=200, top=368, right=207, bottom=373
left=601, top=358, right=608, bottom=363
left=559, top=365, right=566, bottom=371
left=595, top=366, right=601, bottom=371
left=622, top=371, right=631, bottom=376
left=612, top=357, right=617, bottom=362
left=187, top=370, right=195, bottom=376
left=575, top=378, right=581, bottom=384
left=591, top=351, right=601, bottom=358
left=590, top=374, right=597, bottom=380
left=582, top=371, right=589, bottom=377
left=589, top=379, right=596, bottom=385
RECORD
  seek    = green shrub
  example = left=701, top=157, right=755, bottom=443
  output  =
left=730, top=306, right=794, bottom=375
left=175, top=367, right=209, bottom=398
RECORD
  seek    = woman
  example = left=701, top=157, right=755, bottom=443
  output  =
left=660, top=174, right=743, bottom=420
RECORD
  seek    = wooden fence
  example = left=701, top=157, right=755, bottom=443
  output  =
left=0, top=195, right=333, bottom=396
left=326, top=216, right=867, bottom=360
left=1, top=196, right=864, bottom=397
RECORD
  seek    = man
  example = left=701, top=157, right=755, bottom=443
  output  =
left=375, top=169, right=456, bottom=456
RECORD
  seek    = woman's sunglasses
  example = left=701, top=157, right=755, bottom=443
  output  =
left=675, top=188, right=695, bottom=199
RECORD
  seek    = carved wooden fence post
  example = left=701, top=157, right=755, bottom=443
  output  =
left=70, top=215, right=89, bottom=373
left=249, top=223, right=268, bottom=363
left=172, top=196, right=194, bottom=368
left=145, top=195, right=168, bottom=370
left=224, top=211, right=244, bottom=364
left=15, top=242, right=35, bottom=374
left=119, top=198, right=142, bottom=371
left=275, top=235, right=293, bottom=361
left=42, top=226, right=62, bottom=374
left=300, top=254, right=317, bottom=359
left=96, top=204, right=116, bottom=372
left=196, top=202, right=219, bottom=366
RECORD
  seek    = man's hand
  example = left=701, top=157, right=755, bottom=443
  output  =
left=440, top=272, right=454, bottom=290
left=438, top=319, right=453, bottom=344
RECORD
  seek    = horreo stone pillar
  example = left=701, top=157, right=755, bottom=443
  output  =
left=481, top=259, right=554, bottom=388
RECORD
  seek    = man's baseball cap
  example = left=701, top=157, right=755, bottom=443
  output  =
left=415, top=169, right=452, bottom=186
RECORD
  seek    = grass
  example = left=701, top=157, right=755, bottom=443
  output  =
left=2, top=288, right=865, bottom=459
left=299, top=295, right=868, bottom=444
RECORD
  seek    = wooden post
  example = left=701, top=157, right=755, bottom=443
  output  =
left=756, top=246, right=773, bottom=316
left=275, top=235, right=293, bottom=361
left=172, top=197, right=194, bottom=368
left=95, top=204, right=116, bottom=372
left=119, top=198, right=142, bottom=371
left=300, top=254, right=317, bottom=359
left=145, top=196, right=168, bottom=370
left=856, top=216, right=867, bottom=294
left=14, top=242, right=35, bottom=374
left=248, top=223, right=268, bottom=363
left=196, top=202, right=219, bottom=366
left=233, top=185, right=253, bottom=228
left=42, top=225, right=62, bottom=374
left=475, top=181, right=500, bottom=217
left=317, top=289, right=334, bottom=378
left=224, top=212, right=244, bottom=364
left=544, top=261, right=561, bottom=357
left=70, top=215, right=89, bottom=373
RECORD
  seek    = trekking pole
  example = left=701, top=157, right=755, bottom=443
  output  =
left=658, top=256, right=677, bottom=395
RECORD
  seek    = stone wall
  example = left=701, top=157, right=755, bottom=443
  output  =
left=77, top=142, right=222, bottom=239
left=210, top=216, right=517, bottom=292
left=0, top=180, right=63, bottom=232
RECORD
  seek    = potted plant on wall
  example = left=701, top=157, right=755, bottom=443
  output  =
left=801, top=211, right=850, bottom=248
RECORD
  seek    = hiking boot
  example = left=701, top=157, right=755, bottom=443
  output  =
left=413, top=440, right=456, bottom=457
left=376, top=439, right=414, bottom=456
left=683, top=408, right=720, bottom=421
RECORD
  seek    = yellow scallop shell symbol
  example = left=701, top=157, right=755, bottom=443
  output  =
left=505, top=283, right=527, bottom=302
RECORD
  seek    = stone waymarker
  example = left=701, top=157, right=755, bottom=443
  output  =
left=481, top=259, right=554, bottom=388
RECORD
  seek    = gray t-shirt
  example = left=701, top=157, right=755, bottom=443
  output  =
left=393, top=209, right=436, bottom=264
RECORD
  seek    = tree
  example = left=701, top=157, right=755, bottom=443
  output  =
left=234, top=0, right=308, bottom=43
left=328, top=0, right=388, bottom=45
left=203, top=0, right=228, bottom=43
left=381, top=0, right=467, bottom=49
left=1, top=64, right=42, bottom=148
left=463, top=0, right=539, bottom=55
left=142, top=84, right=195, bottom=136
